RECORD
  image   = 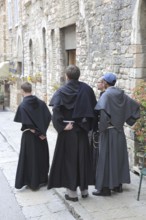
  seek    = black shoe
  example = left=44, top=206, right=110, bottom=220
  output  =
left=92, top=188, right=111, bottom=196
left=31, top=187, right=40, bottom=191
left=39, top=182, right=47, bottom=187
left=82, top=194, right=89, bottom=198
left=113, top=184, right=123, bottom=193
left=65, top=194, right=78, bottom=202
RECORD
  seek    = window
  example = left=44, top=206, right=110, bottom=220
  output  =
left=17, top=62, right=22, bottom=75
left=14, top=0, right=19, bottom=26
left=63, top=25, right=76, bottom=65
left=8, top=0, right=12, bottom=29
left=29, top=39, right=33, bottom=75
left=51, top=30, right=56, bottom=73
left=42, top=28, right=46, bottom=64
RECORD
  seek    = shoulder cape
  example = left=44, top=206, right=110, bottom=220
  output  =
left=95, top=87, right=140, bottom=129
left=14, top=95, right=51, bottom=135
left=49, top=80, right=97, bottom=119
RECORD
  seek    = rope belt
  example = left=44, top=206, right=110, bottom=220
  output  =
left=107, top=126, right=115, bottom=129
left=63, top=120, right=75, bottom=123
left=22, top=129, right=30, bottom=133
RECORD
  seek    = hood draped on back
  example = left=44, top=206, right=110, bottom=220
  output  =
left=14, top=95, right=51, bottom=135
left=95, top=87, right=140, bottom=130
left=49, top=80, right=97, bottom=119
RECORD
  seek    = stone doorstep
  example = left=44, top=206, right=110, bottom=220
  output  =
left=54, top=188, right=81, bottom=220
left=54, top=188, right=94, bottom=220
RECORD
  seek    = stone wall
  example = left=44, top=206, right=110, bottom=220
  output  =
left=77, top=0, right=139, bottom=92
left=0, top=1, right=5, bottom=62
left=0, top=0, right=9, bottom=62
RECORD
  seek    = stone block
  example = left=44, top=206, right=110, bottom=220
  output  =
left=130, top=68, right=146, bottom=78
left=134, top=53, right=146, bottom=68
left=24, top=0, right=31, bottom=7
left=22, top=204, right=50, bottom=219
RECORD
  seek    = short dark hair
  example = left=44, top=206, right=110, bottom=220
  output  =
left=21, top=82, right=32, bottom=93
left=66, top=65, right=80, bottom=80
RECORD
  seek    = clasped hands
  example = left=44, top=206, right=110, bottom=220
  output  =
left=30, top=129, right=46, bottom=140
left=64, top=122, right=73, bottom=131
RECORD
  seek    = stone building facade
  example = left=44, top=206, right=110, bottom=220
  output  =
left=0, top=0, right=10, bottom=107
left=6, top=0, right=146, bottom=102
left=1, top=0, right=146, bottom=169
left=0, top=0, right=9, bottom=62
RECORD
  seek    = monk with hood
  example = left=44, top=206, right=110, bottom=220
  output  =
left=92, top=73, right=140, bottom=196
left=48, top=65, right=97, bottom=201
left=14, top=82, right=51, bottom=190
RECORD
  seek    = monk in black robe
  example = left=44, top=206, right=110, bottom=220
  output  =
left=48, top=65, right=96, bottom=201
left=92, top=73, right=140, bottom=196
left=14, top=82, right=51, bottom=190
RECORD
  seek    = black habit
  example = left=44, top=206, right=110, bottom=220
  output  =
left=14, top=95, right=51, bottom=190
left=48, top=80, right=97, bottom=191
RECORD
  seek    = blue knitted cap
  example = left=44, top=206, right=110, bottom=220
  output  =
left=102, top=72, right=117, bottom=85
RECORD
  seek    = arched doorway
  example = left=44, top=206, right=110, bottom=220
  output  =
left=42, top=27, right=47, bottom=102
left=29, top=39, right=33, bottom=75
left=17, top=36, right=23, bottom=75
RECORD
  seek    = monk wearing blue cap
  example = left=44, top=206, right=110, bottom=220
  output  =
left=92, top=73, right=140, bottom=196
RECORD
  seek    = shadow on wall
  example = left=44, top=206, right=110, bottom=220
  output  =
left=139, top=0, right=146, bottom=77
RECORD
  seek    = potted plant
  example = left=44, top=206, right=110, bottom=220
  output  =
left=26, top=72, right=42, bottom=84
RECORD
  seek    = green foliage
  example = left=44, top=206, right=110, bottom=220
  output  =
left=133, top=81, right=146, bottom=145
left=52, top=83, right=60, bottom=91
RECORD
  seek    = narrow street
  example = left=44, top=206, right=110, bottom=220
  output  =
left=0, top=134, right=25, bottom=220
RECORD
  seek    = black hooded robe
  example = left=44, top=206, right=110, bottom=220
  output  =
left=14, top=95, right=51, bottom=190
left=94, top=87, right=140, bottom=191
left=47, top=80, right=97, bottom=191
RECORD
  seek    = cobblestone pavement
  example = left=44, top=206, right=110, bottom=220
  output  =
left=0, top=110, right=146, bottom=220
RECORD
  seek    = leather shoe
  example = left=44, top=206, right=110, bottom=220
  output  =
left=65, top=194, right=78, bottom=202
left=82, top=194, right=89, bottom=198
left=92, top=189, right=111, bottom=196
left=113, top=184, right=123, bottom=193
